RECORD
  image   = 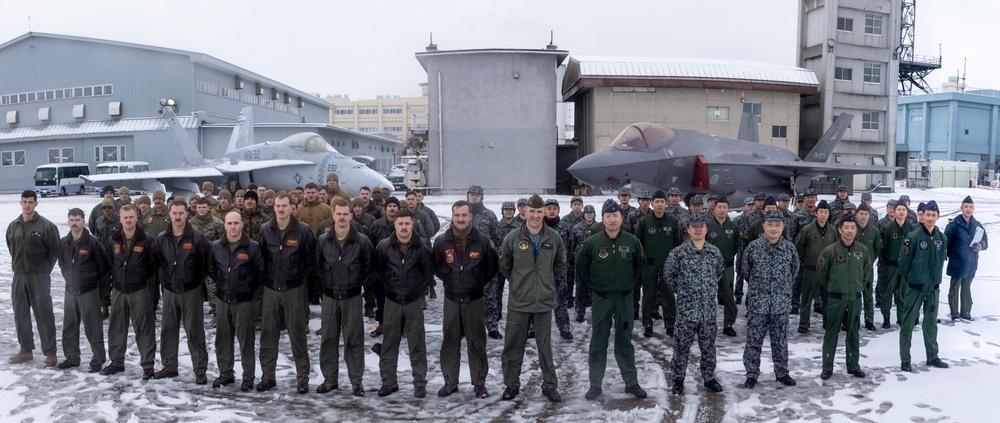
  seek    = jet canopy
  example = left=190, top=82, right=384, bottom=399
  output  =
left=609, top=123, right=676, bottom=149
left=280, top=132, right=337, bottom=153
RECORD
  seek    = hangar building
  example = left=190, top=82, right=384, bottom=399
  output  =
left=0, top=32, right=398, bottom=192
left=897, top=87, right=1000, bottom=184
left=562, top=56, right=819, bottom=162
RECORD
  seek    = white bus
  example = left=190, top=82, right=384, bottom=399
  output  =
left=94, top=161, right=150, bottom=175
left=34, top=163, right=90, bottom=197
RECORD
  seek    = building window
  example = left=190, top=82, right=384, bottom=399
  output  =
left=707, top=106, right=729, bottom=121
left=383, top=108, right=402, bottom=115
left=865, top=13, right=883, bottom=35
left=771, top=125, right=788, bottom=139
left=360, top=109, right=378, bottom=115
left=837, top=17, right=853, bottom=32
left=95, top=145, right=126, bottom=162
left=1, top=150, right=26, bottom=167
left=910, top=115, right=924, bottom=122
left=863, top=63, right=881, bottom=84
left=834, top=67, right=853, bottom=81
left=48, top=148, right=74, bottom=163
left=742, top=102, right=762, bottom=123
left=862, top=111, right=880, bottom=131
left=334, top=109, right=354, bottom=115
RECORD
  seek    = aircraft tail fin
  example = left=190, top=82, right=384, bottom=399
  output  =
left=804, top=113, right=853, bottom=163
left=160, top=105, right=206, bottom=167
left=226, top=107, right=254, bottom=153
left=736, top=112, right=759, bottom=143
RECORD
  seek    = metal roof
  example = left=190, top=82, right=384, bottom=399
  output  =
left=201, top=122, right=402, bottom=145
left=569, top=56, right=818, bottom=86
left=0, top=116, right=198, bottom=144
left=0, top=33, right=329, bottom=109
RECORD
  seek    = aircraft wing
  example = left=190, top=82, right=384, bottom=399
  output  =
left=82, top=167, right=224, bottom=184
left=766, top=161, right=899, bottom=176
left=214, top=159, right=314, bottom=173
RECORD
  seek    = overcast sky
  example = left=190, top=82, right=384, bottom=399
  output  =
left=0, top=0, right=991, bottom=99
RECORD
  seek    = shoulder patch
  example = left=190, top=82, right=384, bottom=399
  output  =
left=817, top=254, right=827, bottom=268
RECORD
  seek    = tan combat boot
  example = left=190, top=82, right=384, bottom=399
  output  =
left=44, top=355, right=57, bottom=367
left=8, top=351, right=33, bottom=364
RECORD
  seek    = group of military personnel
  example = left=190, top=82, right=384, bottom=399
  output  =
left=4, top=177, right=988, bottom=400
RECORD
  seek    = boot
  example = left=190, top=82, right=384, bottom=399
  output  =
left=8, top=351, right=33, bottom=364
left=370, top=323, right=383, bottom=337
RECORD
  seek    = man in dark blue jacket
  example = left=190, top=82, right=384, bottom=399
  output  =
left=374, top=208, right=436, bottom=399
left=432, top=200, right=499, bottom=399
left=154, top=200, right=212, bottom=384
left=944, top=196, right=988, bottom=322
left=57, top=208, right=110, bottom=372
left=208, top=211, right=265, bottom=391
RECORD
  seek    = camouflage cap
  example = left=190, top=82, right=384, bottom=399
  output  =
left=467, top=185, right=484, bottom=195
left=763, top=210, right=784, bottom=221
left=689, top=195, right=704, bottom=205
left=744, top=197, right=754, bottom=205
left=583, top=205, right=595, bottom=213
left=796, top=194, right=804, bottom=201
left=755, top=191, right=767, bottom=200
left=526, top=194, right=544, bottom=208
left=570, top=196, right=583, bottom=204
left=844, top=202, right=857, bottom=210
left=887, top=199, right=898, bottom=207
left=777, top=193, right=791, bottom=201
left=898, top=194, right=910, bottom=202
left=667, top=187, right=682, bottom=196
left=618, top=187, right=631, bottom=195
left=861, top=192, right=872, bottom=200
left=636, top=190, right=651, bottom=200
left=686, top=211, right=709, bottom=226
left=544, top=199, right=559, bottom=207
left=517, top=198, right=528, bottom=206
left=837, top=184, right=849, bottom=191
left=501, top=201, right=516, bottom=210
left=804, top=188, right=818, bottom=196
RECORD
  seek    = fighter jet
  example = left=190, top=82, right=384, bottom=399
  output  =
left=83, top=102, right=393, bottom=196
left=567, top=113, right=896, bottom=199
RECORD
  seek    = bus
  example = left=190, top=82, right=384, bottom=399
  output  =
left=34, top=163, right=91, bottom=197
left=94, top=161, right=150, bottom=175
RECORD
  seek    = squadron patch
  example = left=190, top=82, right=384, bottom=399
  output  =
left=285, top=239, right=298, bottom=247
left=836, top=253, right=846, bottom=263
left=236, top=253, right=249, bottom=260
left=892, top=232, right=899, bottom=240
left=811, top=234, right=819, bottom=242
left=902, top=245, right=909, bottom=255
left=518, top=240, right=529, bottom=251
left=445, top=249, right=455, bottom=264
left=649, top=228, right=656, bottom=235
left=919, top=240, right=928, bottom=250
left=133, top=246, right=144, bottom=253
left=598, top=248, right=609, bottom=259
left=817, top=254, right=827, bottom=268
left=182, top=242, right=193, bottom=250
left=79, top=249, right=89, bottom=256
left=709, top=231, right=718, bottom=239
left=114, top=244, right=121, bottom=255
left=469, top=251, right=481, bottom=259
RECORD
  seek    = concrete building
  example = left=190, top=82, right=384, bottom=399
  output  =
left=797, top=0, right=901, bottom=190
left=323, top=94, right=429, bottom=144
left=416, top=47, right=568, bottom=194
left=562, top=56, right=819, bottom=160
left=0, top=32, right=397, bottom=192
left=896, top=88, right=1000, bottom=184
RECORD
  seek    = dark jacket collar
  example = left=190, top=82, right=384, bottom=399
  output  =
left=324, top=223, right=359, bottom=243
left=111, top=226, right=146, bottom=243
left=62, top=228, right=94, bottom=245
left=268, top=214, right=302, bottom=234
left=440, top=225, right=481, bottom=243
left=389, top=230, right=421, bottom=246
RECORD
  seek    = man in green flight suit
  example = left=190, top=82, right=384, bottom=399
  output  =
left=706, top=196, right=741, bottom=337
left=817, top=213, right=871, bottom=380
left=854, top=204, right=884, bottom=330
left=635, top=190, right=683, bottom=337
left=577, top=199, right=648, bottom=400
left=879, top=199, right=916, bottom=328
left=897, top=200, right=950, bottom=372
left=796, top=200, right=838, bottom=333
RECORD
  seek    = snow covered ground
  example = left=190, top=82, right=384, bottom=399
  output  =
left=0, top=187, right=998, bottom=422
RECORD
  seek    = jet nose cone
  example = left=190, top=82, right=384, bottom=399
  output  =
left=568, top=151, right=622, bottom=189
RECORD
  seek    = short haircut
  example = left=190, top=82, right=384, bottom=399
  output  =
left=452, top=200, right=471, bottom=213
left=396, top=208, right=413, bottom=220
left=413, top=189, right=424, bottom=195
left=331, top=198, right=350, bottom=210
left=120, top=204, right=138, bottom=216
left=21, top=190, right=37, bottom=200
left=275, top=192, right=291, bottom=202
left=68, top=208, right=85, bottom=218
left=195, top=197, right=211, bottom=206
left=405, top=190, right=417, bottom=198
left=170, top=199, right=188, bottom=209
left=304, top=182, right=319, bottom=190
left=246, top=183, right=258, bottom=191
left=359, top=186, right=371, bottom=193
left=293, top=187, right=303, bottom=192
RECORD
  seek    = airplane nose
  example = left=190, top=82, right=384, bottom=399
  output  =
left=568, top=152, right=621, bottom=189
